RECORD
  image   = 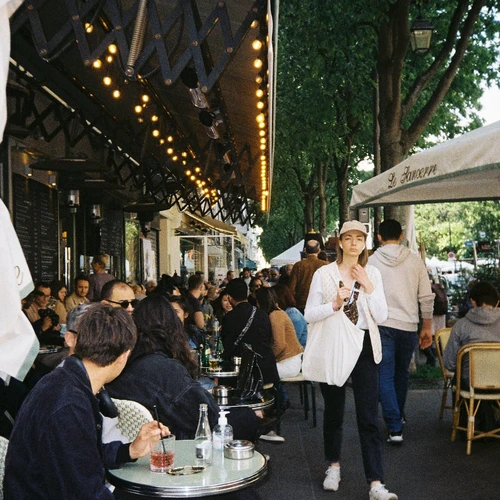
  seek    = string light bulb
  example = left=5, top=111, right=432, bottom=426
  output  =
left=134, top=105, right=142, bottom=113
left=93, top=59, right=102, bottom=69
left=112, top=89, right=120, bottom=98
left=103, top=76, right=112, bottom=86
left=108, top=44, right=117, bottom=54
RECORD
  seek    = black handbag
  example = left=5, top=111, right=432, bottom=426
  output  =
left=237, top=343, right=264, bottom=402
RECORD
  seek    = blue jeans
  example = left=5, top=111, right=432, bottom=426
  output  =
left=320, top=332, right=384, bottom=484
left=378, top=326, right=418, bottom=433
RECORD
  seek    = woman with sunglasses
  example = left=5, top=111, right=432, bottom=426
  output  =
left=304, top=221, right=396, bottom=500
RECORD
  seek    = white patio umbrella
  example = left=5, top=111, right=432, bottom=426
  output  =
left=350, top=121, right=500, bottom=209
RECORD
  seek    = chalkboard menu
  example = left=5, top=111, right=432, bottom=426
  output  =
left=13, top=174, right=59, bottom=283
left=100, top=208, right=124, bottom=256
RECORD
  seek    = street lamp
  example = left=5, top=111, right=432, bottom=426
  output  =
left=410, top=14, right=434, bottom=55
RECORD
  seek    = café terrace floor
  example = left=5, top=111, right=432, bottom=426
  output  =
left=254, top=383, right=500, bottom=500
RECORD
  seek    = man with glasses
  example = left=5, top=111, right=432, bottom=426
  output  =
left=101, top=280, right=138, bottom=316
left=24, top=282, right=62, bottom=346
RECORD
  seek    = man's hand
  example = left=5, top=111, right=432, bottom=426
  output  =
left=419, top=326, right=433, bottom=350
left=129, top=421, right=170, bottom=460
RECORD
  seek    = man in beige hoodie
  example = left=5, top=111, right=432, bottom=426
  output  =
left=369, top=219, right=434, bottom=445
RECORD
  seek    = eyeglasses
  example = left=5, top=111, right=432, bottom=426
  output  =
left=107, top=299, right=139, bottom=309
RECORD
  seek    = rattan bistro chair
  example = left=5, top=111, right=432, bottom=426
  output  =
left=435, top=328, right=453, bottom=419
left=451, top=343, right=500, bottom=455
left=112, top=398, right=154, bottom=442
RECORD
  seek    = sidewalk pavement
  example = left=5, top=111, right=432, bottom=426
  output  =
left=255, top=384, right=500, bottom=500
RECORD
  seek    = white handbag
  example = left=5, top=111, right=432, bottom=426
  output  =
left=302, top=309, right=364, bottom=387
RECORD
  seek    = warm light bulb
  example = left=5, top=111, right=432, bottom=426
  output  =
left=172, top=155, right=178, bottom=161
left=182, top=151, right=187, bottom=157
left=256, top=113, right=265, bottom=123
left=259, top=130, right=265, bottom=137
left=93, top=59, right=102, bottom=69
left=260, top=137, right=266, bottom=144
left=167, top=148, right=173, bottom=155
left=256, top=89, right=264, bottom=98
left=190, top=175, right=196, bottom=181
left=103, top=76, right=112, bottom=86
left=106, top=55, right=113, bottom=63
left=195, top=167, right=201, bottom=173
left=260, top=144, right=266, bottom=150
left=142, top=94, right=149, bottom=103
left=134, top=105, right=142, bottom=113
left=258, top=122, right=265, bottom=128
left=159, top=139, right=165, bottom=145
left=85, top=23, right=93, bottom=33
left=186, top=170, right=191, bottom=176
left=251, top=20, right=259, bottom=29
left=112, top=89, right=120, bottom=98
left=252, top=39, right=262, bottom=51
left=108, top=44, right=117, bottom=54
left=257, top=101, right=264, bottom=109
left=152, top=129, right=160, bottom=137
left=255, top=75, right=263, bottom=84
left=151, top=115, right=159, bottom=122
left=167, top=135, right=173, bottom=142
left=253, top=58, right=263, bottom=69
left=260, top=155, right=266, bottom=160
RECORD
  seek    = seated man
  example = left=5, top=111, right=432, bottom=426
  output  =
left=23, top=282, right=62, bottom=346
left=65, top=274, right=90, bottom=312
left=443, top=281, right=500, bottom=430
left=4, top=303, right=169, bottom=499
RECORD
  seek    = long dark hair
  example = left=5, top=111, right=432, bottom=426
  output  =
left=255, top=287, right=280, bottom=315
left=133, top=294, right=197, bottom=378
left=273, top=284, right=296, bottom=310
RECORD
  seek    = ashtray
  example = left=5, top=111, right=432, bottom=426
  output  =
left=167, top=465, right=205, bottom=476
left=224, top=440, right=255, bottom=460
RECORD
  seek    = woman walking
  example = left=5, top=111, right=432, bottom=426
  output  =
left=304, top=221, right=397, bottom=500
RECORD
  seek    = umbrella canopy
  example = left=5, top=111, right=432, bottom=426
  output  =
left=270, top=240, right=304, bottom=267
left=350, top=121, right=500, bottom=209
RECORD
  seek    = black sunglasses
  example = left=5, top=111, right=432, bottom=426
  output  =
left=107, top=299, right=139, bottom=308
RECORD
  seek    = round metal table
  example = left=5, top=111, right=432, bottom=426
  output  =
left=107, top=440, right=267, bottom=497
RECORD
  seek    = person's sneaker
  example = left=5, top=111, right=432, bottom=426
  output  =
left=323, top=465, right=341, bottom=491
left=386, top=432, right=403, bottom=444
left=258, top=430, right=285, bottom=443
left=369, top=483, right=398, bottom=500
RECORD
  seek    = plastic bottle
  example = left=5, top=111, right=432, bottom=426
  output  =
left=194, top=403, right=212, bottom=465
left=212, top=410, right=233, bottom=450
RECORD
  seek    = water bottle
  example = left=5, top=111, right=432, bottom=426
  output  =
left=194, top=403, right=212, bottom=466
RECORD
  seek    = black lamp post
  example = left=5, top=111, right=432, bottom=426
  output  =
left=410, top=13, right=434, bottom=55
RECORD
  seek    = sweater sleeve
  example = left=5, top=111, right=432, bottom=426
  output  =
left=304, top=270, right=341, bottom=324
left=364, top=267, right=388, bottom=325
left=417, top=260, right=435, bottom=319
left=443, top=324, right=462, bottom=372
left=270, top=312, right=287, bottom=359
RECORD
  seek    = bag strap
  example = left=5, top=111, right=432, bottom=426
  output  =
left=233, top=307, right=257, bottom=347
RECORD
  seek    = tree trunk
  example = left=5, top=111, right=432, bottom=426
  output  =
left=337, top=168, right=349, bottom=226
left=318, top=162, right=328, bottom=237
left=304, top=193, right=314, bottom=233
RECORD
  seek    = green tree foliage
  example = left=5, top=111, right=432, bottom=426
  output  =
left=259, top=0, right=500, bottom=261
left=415, top=201, right=500, bottom=259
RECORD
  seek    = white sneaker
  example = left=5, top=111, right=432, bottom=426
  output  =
left=258, top=431, right=285, bottom=442
left=323, top=465, right=341, bottom=491
left=369, top=483, right=398, bottom=500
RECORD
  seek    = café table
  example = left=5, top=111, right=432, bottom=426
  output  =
left=107, top=440, right=267, bottom=498
left=217, top=392, right=275, bottom=412
left=200, top=366, right=239, bottom=386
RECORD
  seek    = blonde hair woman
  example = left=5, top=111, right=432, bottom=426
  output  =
left=304, top=221, right=396, bottom=500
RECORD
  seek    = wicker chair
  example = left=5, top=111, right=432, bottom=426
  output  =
left=111, top=399, right=154, bottom=442
left=0, top=436, right=9, bottom=500
left=435, top=328, right=453, bottom=419
left=451, top=342, right=500, bottom=455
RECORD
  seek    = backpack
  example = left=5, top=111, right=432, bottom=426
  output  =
left=432, top=282, right=448, bottom=316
